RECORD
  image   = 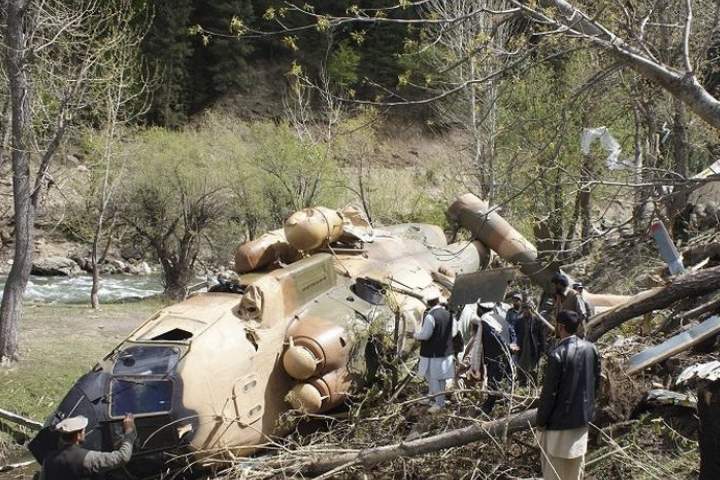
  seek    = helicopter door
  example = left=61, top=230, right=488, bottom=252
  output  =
left=232, top=374, right=264, bottom=426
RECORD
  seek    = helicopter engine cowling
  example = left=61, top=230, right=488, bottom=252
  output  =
left=284, top=207, right=344, bottom=252
left=286, top=368, right=352, bottom=413
left=283, top=317, right=350, bottom=380
left=234, top=229, right=300, bottom=273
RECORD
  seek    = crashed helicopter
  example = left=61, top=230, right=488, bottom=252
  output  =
left=28, top=193, right=624, bottom=477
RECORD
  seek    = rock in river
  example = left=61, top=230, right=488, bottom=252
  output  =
left=31, top=256, right=81, bottom=276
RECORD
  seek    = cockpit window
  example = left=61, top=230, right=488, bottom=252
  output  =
left=110, top=378, right=172, bottom=417
left=113, top=346, right=180, bottom=375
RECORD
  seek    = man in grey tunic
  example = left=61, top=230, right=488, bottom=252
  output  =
left=40, top=414, right=136, bottom=479
left=414, top=290, right=457, bottom=412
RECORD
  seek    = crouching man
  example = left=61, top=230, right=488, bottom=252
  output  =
left=414, top=291, right=456, bottom=412
left=41, top=414, right=136, bottom=480
left=537, top=311, right=601, bottom=480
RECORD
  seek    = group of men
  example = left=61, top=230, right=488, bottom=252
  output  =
left=414, top=273, right=601, bottom=480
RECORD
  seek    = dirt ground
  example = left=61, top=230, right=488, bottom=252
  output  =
left=0, top=299, right=166, bottom=478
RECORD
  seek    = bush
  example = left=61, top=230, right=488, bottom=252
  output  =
left=113, top=115, right=342, bottom=294
left=118, top=127, right=234, bottom=297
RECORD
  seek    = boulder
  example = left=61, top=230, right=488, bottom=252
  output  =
left=31, top=256, right=81, bottom=276
left=124, top=260, right=152, bottom=275
left=120, top=245, right=143, bottom=261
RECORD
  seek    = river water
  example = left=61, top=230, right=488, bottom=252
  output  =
left=0, top=274, right=163, bottom=304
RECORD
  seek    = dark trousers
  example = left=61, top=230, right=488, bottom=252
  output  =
left=481, top=359, right=509, bottom=414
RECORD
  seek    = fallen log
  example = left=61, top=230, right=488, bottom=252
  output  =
left=0, top=407, right=43, bottom=431
left=683, top=242, right=720, bottom=266
left=586, top=265, right=720, bottom=342
left=304, top=408, right=537, bottom=475
left=677, top=295, right=720, bottom=321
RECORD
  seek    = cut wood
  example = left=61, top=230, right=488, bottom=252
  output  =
left=586, top=265, right=720, bottom=342
left=0, top=407, right=43, bottom=431
left=303, top=408, right=537, bottom=475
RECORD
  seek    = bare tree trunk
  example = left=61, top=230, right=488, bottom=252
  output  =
left=0, top=0, right=33, bottom=363
left=632, top=104, right=646, bottom=234
left=164, top=266, right=192, bottom=300
left=159, top=251, right=194, bottom=300
left=551, top=168, right=564, bottom=256
left=670, top=98, right=690, bottom=234
left=90, top=209, right=105, bottom=309
left=579, top=152, right=593, bottom=254
left=90, top=238, right=101, bottom=310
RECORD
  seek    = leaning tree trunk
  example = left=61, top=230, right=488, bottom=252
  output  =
left=0, top=0, right=33, bottom=363
left=587, top=265, right=720, bottom=342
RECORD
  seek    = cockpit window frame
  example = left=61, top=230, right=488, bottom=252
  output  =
left=112, top=344, right=183, bottom=376
left=107, top=375, right=175, bottom=420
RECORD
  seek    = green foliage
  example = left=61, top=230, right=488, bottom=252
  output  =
left=62, top=128, right=130, bottom=244
left=327, top=40, right=361, bottom=87
left=493, top=48, right=636, bottom=241
left=116, top=127, right=234, bottom=295
left=101, top=115, right=342, bottom=287
left=247, top=122, right=341, bottom=217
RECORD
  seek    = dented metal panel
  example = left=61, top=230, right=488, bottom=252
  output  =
left=448, top=268, right=514, bottom=309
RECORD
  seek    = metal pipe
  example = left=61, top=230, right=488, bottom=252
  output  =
left=447, top=193, right=556, bottom=292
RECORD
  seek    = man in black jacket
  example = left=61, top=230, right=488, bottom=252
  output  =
left=537, top=310, right=601, bottom=480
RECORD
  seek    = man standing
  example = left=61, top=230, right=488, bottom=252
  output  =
left=505, top=293, right=522, bottom=359
left=537, top=311, right=601, bottom=480
left=41, top=414, right=136, bottom=479
left=515, top=301, right=547, bottom=385
left=573, top=282, right=595, bottom=318
left=414, top=291, right=457, bottom=412
left=476, top=302, right=513, bottom=414
left=506, top=293, right=523, bottom=337
left=552, top=273, right=587, bottom=335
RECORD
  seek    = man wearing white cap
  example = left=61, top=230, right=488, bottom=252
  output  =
left=40, top=414, right=136, bottom=479
left=414, top=288, right=457, bottom=412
